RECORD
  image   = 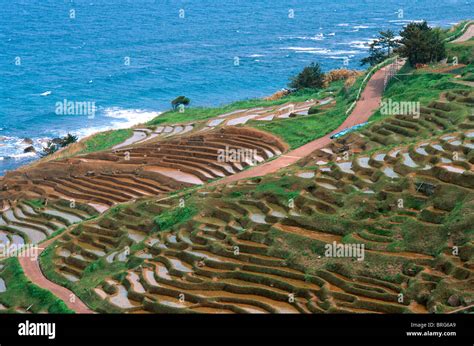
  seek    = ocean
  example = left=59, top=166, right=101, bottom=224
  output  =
left=0, top=0, right=471, bottom=174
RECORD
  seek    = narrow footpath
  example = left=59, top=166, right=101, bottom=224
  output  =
left=216, top=59, right=405, bottom=185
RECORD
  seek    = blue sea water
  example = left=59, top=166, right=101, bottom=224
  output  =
left=0, top=0, right=472, bottom=174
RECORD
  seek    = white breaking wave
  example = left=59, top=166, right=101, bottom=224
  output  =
left=389, top=19, right=425, bottom=25
left=330, top=50, right=359, bottom=55
left=281, top=47, right=361, bottom=55
left=282, top=47, right=320, bottom=51
left=339, top=38, right=376, bottom=49
left=103, top=107, right=160, bottom=125
left=9, top=152, right=37, bottom=159
left=70, top=107, right=162, bottom=139
left=0, top=136, right=45, bottom=161
left=279, top=34, right=324, bottom=41
left=281, top=47, right=331, bottom=54
left=0, top=108, right=162, bottom=163
left=348, top=40, right=372, bottom=49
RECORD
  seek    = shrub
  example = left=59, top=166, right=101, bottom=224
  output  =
left=154, top=205, right=197, bottom=231
left=171, top=96, right=191, bottom=110
left=308, top=106, right=322, bottom=115
left=59, top=133, right=78, bottom=146
left=289, top=62, right=325, bottom=90
left=322, top=69, right=362, bottom=88
left=40, top=133, right=79, bottom=157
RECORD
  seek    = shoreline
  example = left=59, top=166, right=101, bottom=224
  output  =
left=2, top=19, right=471, bottom=177
left=0, top=108, right=162, bottom=176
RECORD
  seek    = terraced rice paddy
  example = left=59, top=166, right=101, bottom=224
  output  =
left=113, top=125, right=196, bottom=149
left=43, top=178, right=447, bottom=313
left=37, top=87, right=473, bottom=314
left=0, top=200, right=95, bottom=249
left=208, top=99, right=331, bottom=127
left=0, top=127, right=286, bottom=211
left=0, top=61, right=472, bottom=316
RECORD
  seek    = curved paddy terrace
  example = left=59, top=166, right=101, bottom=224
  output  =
left=1, top=51, right=473, bottom=314
left=0, top=124, right=286, bottom=262
left=37, top=88, right=473, bottom=314
left=0, top=126, right=286, bottom=207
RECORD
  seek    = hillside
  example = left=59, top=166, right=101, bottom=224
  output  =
left=0, top=21, right=472, bottom=314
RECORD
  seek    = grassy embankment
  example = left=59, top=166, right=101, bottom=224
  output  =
left=249, top=65, right=387, bottom=149
left=146, top=88, right=326, bottom=126
left=370, top=38, right=474, bottom=124
left=442, top=20, right=473, bottom=42
left=447, top=37, right=474, bottom=81
left=249, top=82, right=347, bottom=149
left=0, top=257, right=73, bottom=313
left=78, top=128, right=133, bottom=154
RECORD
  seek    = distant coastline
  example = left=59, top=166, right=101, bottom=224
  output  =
left=1, top=0, right=470, bottom=174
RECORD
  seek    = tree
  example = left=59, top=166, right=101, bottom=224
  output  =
left=397, top=21, right=446, bottom=66
left=171, top=96, right=190, bottom=110
left=40, top=133, right=77, bottom=157
left=40, top=143, right=58, bottom=157
left=59, top=133, right=78, bottom=147
left=361, top=30, right=400, bottom=66
left=360, top=45, right=386, bottom=66
left=379, top=30, right=400, bottom=56
left=289, top=62, right=325, bottom=90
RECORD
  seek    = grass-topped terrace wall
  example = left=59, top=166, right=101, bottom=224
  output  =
left=248, top=78, right=359, bottom=149
left=146, top=88, right=327, bottom=126
left=0, top=126, right=287, bottom=209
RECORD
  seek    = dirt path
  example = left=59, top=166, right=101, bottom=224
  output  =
left=452, top=22, right=474, bottom=43
left=215, top=59, right=405, bottom=185
left=18, top=245, right=93, bottom=314
left=14, top=23, right=470, bottom=311
left=15, top=230, right=94, bottom=313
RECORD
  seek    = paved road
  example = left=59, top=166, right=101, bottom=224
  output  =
left=215, top=59, right=405, bottom=185
left=16, top=232, right=93, bottom=314
left=452, top=22, right=474, bottom=43
left=18, top=246, right=93, bottom=314
left=16, top=19, right=473, bottom=312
